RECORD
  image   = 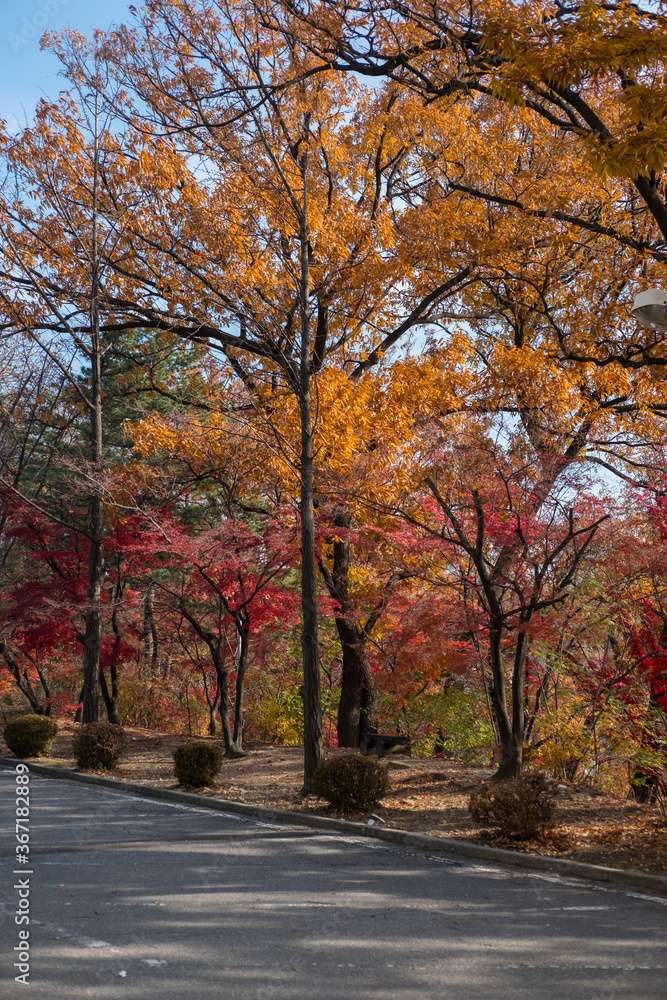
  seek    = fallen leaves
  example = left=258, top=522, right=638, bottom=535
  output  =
left=11, top=727, right=666, bottom=876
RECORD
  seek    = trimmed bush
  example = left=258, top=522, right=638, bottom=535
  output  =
left=312, top=754, right=389, bottom=812
left=469, top=774, right=556, bottom=839
left=4, top=714, right=58, bottom=758
left=173, top=741, right=223, bottom=787
left=73, top=722, right=126, bottom=771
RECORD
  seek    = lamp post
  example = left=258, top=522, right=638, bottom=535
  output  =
left=632, top=289, right=667, bottom=330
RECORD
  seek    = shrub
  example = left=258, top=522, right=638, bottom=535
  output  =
left=422, top=689, right=495, bottom=763
left=468, top=774, right=556, bottom=839
left=4, top=714, right=58, bottom=758
left=312, top=754, right=389, bottom=812
left=173, top=741, right=223, bottom=787
left=73, top=722, right=126, bottom=771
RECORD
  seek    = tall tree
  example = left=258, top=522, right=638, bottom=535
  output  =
left=0, top=58, right=123, bottom=721
left=411, top=429, right=607, bottom=777
left=41, top=5, right=473, bottom=786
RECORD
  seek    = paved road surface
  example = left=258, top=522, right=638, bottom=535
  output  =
left=1, top=769, right=666, bottom=999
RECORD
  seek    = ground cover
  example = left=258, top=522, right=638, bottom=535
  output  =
left=2, top=718, right=665, bottom=878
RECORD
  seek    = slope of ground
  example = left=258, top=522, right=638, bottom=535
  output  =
left=2, top=718, right=665, bottom=877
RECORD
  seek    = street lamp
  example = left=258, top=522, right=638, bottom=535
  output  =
left=632, top=289, right=667, bottom=330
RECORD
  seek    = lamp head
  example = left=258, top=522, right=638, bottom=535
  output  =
left=632, top=289, right=667, bottom=330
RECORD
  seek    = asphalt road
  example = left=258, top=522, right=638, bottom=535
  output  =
left=1, top=768, right=666, bottom=1000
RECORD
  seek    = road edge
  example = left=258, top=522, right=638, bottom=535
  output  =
left=2, top=756, right=666, bottom=895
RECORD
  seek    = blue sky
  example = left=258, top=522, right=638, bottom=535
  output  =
left=0, top=0, right=132, bottom=129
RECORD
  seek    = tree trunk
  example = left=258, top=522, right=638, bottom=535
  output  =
left=99, top=665, right=120, bottom=725
left=492, top=621, right=529, bottom=779
left=143, top=581, right=159, bottom=675
left=230, top=620, right=249, bottom=756
left=336, top=623, right=364, bottom=747
left=215, top=659, right=234, bottom=755
left=82, top=493, right=103, bottom=723
left=335, top=625, right=378, bottom=746
left=207, top=684, right=221, bottom=736
left=33, top=656, right=52, bottom=716
left=323, top=512, right=379, bottom=747
left=298, top=386, right=324, bottom=790
left=296, top=181, right=324, bottom=792
left=359, top=656, right=378, bottom=740
left=488, top=618, right=523, bottom=779
left=196, top=657, right=220, bottom=736
left=101, top=603, right=122, bottom=725
left=494, top=733, right=524, bottom=779
left=82, top=120, right=103, bottom=725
